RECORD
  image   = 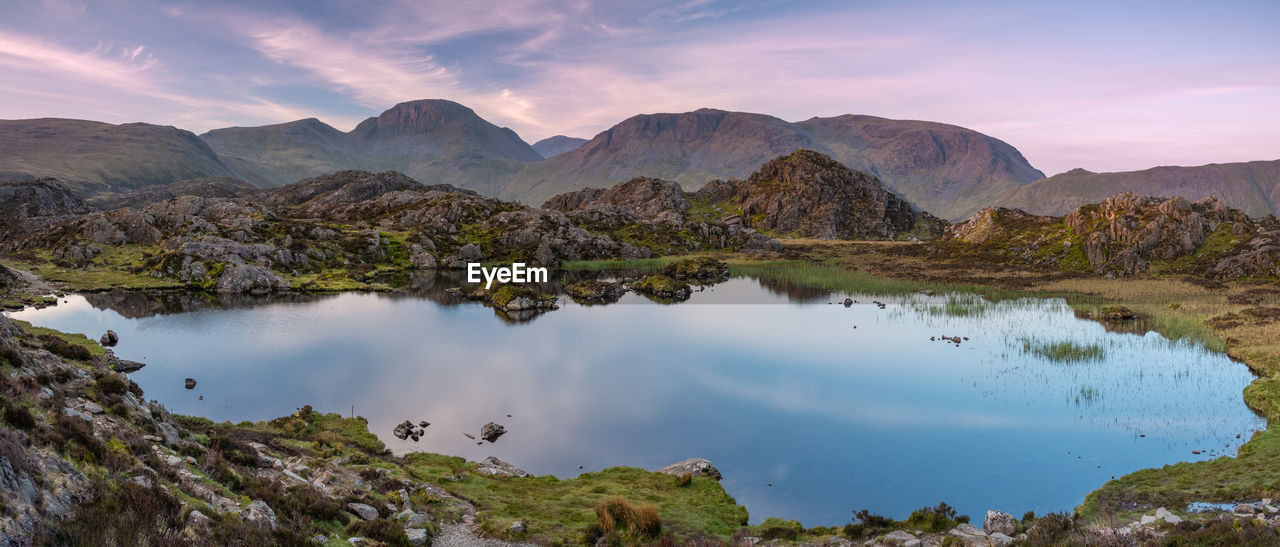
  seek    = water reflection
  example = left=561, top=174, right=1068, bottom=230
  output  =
left=9, top=276, right=1263, bottom=527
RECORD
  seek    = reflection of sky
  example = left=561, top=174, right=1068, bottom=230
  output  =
left=10, top=279, right=1264, bottom=526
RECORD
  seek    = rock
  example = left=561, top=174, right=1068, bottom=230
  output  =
left=309, top=535, right=330, bottom=544
left=404, top=528, right=430, bottom=545
left=184, top=378, right=197, bottom=389
left=480, top=422, right=506, bottom=443
left=475, top=456, right=531, bottom=478
left=458, top=243, right=483, bottom=261
left=215, top=264, right=289, bottom=294
left=988, top=532, right=1014, bottom=546
left=880, top=530, right=916, bottom=545
left=347, top=502, right=379, bottom=520
left=404, top=513, right=429, bottom=527
left=99, top=330, right=118, bottom=347
left=510, top=520, right=526, bottom=534
left=398, top=488, right=412, bottom=512
left=62, top=407, right=92, bottom=422
left=984, top=510, right=1017, bottom=536
left=81, top=401, right=104, bottom=415
left=158, top=425, right=183, bottom=445
left=657, top=458, right=722, bottom=480
left=243, top=500, right=277, bottom=530
left=393, top=420, right=427, bottom=441
left=1236, top=503, right=1257, bottom=515
left=1140, top=515, right=1157, bottom=525
left=843, top=298, right=853, bottom=307
left=1165, top=514, right=1183, bottom=525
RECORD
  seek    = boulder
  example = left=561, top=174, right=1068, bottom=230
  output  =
left=347, top=502, right=379, bottom=521
left=404, top=528, right=430, bottom=546
left=984, top=510, right=1017, bottom=536
left=657, top=458, right=722, bottom=481
left=243, top=500, right=277, bottom=530
left=99, top=330, right=118, bottom=347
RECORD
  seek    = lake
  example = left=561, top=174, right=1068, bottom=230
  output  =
left=8, top=271, right=1264, bottom=526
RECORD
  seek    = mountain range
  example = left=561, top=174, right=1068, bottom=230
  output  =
left=1, top=99, right=1276, bottom=221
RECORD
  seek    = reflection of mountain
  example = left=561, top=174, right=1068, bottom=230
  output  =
left=749, top=276, right=833, bottom=303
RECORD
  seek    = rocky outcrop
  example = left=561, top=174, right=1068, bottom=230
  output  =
left=657, top=458, right=722, bottom=481
left=542, top=177, right=690, bottom=224
left=475, top=457, right=531, bottom=478
left=693, top=150, right=946, bottom=240
left=1064, top=194, right=1230, bottom=275
left=0, top=178, right=92, bottom=219
left=214, top=264, right=289, bottom=294
left=941, top=192, right=1280, bottom=278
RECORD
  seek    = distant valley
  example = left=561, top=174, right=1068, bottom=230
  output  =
left=1, top=99, right=1276, bottom=221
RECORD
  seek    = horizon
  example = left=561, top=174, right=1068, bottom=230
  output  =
left=1, top=1, right=1278, bottom=177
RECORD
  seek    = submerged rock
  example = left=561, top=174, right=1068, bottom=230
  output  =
left=480, top=422, right=506, bottom=443
left=184, top=378, right=197, bottom=389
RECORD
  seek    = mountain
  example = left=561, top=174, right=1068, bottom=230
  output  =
left=499, top=109, right=1044, bottom=219
left=200, top=118, right=355, bottom=188
left=795, top=115, right=1045, bottom=220
left=502, top=109, right=827, bottom=205
left=531, top=135, right=588, bottom=158
left=994, top=161, right=1280, bottom=218
left=202, top=100, right=542, bottom=195
left=0, top=118, right=235, bottom=194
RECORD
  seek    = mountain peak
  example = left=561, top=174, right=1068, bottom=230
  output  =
left=352, top=99, right=480, bottom=138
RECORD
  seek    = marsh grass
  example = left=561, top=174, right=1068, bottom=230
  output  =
left=1020, top=338, right=1106, bottom=363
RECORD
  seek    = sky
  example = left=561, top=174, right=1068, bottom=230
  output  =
left=0, top=0, right=1277, bottom=177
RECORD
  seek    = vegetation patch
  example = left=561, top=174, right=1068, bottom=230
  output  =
left=1019, top=338, right=1106, bottom=363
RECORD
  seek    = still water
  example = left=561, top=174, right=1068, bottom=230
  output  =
left=8, top=274, right=1263, bottom=526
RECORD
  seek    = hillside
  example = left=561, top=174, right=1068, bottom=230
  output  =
left=501, top=109, right=1044, bottom=219
left=796, top=115, right=1045, bottom=220
left=995, top=161, right=1280, bottom=218
left=0, top=119, right=235, bottom=194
